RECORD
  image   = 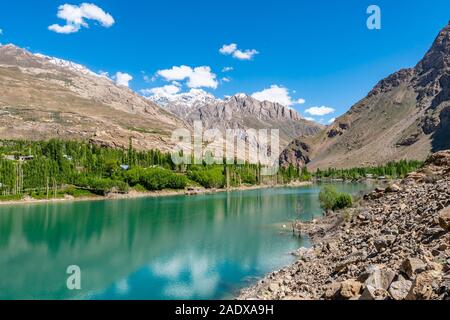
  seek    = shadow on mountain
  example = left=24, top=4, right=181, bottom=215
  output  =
left=431, top=106, right=450, bottom=152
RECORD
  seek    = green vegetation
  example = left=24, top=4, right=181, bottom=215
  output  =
left=334, top=193, right=353, bottom=210
left=124, top=167, right=188, bottom=191
left=315, top=160, right=423, bottom=180
left=0, top=194, right=23, bottom=202
left=187, top=166, right=225, bottom=189
left=319, top=185, right=353, bottom=211
left=0, top=139, right=310, bottom=201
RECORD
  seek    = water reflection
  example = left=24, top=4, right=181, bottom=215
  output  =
left=0, top=183, right=372, bottom=300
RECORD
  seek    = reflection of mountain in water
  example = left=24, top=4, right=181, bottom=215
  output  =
left=0, top=184, right=370, bottom=299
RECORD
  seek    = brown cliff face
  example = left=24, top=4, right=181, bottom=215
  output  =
left=281, top=21, right=450, bottom=170
left=0, top=44, right=188, bottom=152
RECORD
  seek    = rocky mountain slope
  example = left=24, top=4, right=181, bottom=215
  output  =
left=240, top=150, right=450, bottom=300
left=159, top=93, right=323, bottom=150
left=281, top=21, right=450, bottom=170
left=0, top=44, right=187, bottom=152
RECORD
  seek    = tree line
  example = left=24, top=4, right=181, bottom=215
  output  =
left=0, top=139, right=311, bottom=198
left=314, top=160, right=423, bottom=180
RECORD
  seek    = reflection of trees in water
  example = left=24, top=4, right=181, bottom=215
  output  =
left=0, top=213, right=13, bottom=248
left=3, top=193, right=283, bottom=261
left=20, top=203, right=110, bottom=254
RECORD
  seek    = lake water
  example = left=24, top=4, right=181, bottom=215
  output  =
left=0, top=183, right=373, bottom=300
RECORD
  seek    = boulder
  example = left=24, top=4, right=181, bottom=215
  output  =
left=386, top=184, right=402, bottom=193
left=406, top=271, right=440, bottom=300
left=438, top=207, right=450, bottom=231
left=323, top=282, right=341, bottom=299
left=364, top=265, right=396, bottom=291
left=389, top=279, right=413, bottom=300
left=340, top=279, right=363, bottom=299
left=400, top=258, right=427, bottom=278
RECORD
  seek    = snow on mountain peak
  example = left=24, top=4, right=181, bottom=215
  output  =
left=34, top=53, right=99, bottom=77
left=147, top=88, right=220, bottom=108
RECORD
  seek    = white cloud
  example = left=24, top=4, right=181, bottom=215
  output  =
left=141, top=84, right=181, bottom=97
left=219, top=43, right=259, bottom=60
left=157, top=65, right=193, bottom=81
left=233, top=49, right=259, bottom=60
left=297, top=98, right=306, bottom=104
left=188, top=66, right=218, bottom=89
left=221, top=66, right=233, bottom=73
left=328, top=117, right=336, bottom=124
left=219, top=43, right=237, bottom=55
left=304, top=117, right=315, bottom=121
left=251, top=85, right=304, bottom=107
left=49, top=23, right=80, bottom=34
left=305, top=106, right=335, bottom=116
left=115, top=72, right=133, bottom=87
left=221, top=77, right=231, bottom=83
left=48, top=3, right=115, bottom=34
left=156, top=65, right=218, bottom=89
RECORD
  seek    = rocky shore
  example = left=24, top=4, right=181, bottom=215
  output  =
left=239, top=151, right=450, bottom=300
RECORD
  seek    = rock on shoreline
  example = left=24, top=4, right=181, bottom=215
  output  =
left=239, top=150, right=450, bottom=300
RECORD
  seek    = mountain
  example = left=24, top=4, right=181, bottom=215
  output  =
left=0, top=44, right=187, bottom=152
left=156, top=93, right=323, bottom=149
left=148, top=89, right=221, bottom=118
left=281, top=21, right=450, bottom=170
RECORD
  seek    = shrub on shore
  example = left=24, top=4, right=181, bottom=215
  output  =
left=319, top=186, right=353, bottom=211
left=187, top=166, right=225, bottom=189
left=74, top=176, right=129, bottom=195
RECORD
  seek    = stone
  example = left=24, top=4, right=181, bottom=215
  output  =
left=400, top=258, right=427, bottom=278
left=374, top=235, right=396, bottom=252
left=268, top=282, right=279, bottom=293
left=364, top=265, right=396, bottom=291
left=389, top=279, right=413, bottom=300
left=386, top=184, right=402, bottom=193
left=438, top=207, right=450, bottom=231
left=340, top=279, right=362, bottom=299
left=406, top=271, right=440, bottom=300
left=323, top=282, right=341, bottom=299
left=360, top=285, right=390, bottom=300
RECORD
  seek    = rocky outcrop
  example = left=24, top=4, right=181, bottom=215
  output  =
left=279, top=139, right=312, bottom=168
left=239, top=150, right=450, bottom=300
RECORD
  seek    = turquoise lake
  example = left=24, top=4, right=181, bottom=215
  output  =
left=0, top=183, right=373, bottom=300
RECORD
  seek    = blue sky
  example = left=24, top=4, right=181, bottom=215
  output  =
left=0, top=0, right=450, bottom=123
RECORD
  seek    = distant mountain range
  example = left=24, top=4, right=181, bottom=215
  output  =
left=281, top=21, right=450, bottom=169
left=153, top=92, right=322, bottom=148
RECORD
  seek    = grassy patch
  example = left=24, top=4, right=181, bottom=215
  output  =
left=0, top=194, right=23, bottom=202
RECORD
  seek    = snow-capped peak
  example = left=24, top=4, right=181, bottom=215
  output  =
left=147, top=88, right=221, bottom=108
left=34, top=53, right=99, bottom=77
left=234, top=93, right=248, bottom=99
